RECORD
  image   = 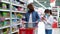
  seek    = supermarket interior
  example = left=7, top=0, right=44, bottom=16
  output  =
left=0, top=0, right=60, bottom=34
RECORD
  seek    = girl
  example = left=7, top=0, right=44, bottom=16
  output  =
left=42, top=9, right=54, bottom=34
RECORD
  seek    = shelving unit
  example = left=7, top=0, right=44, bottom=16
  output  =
left=51, top=7, right=59, bottom=28
left=52, top=7, right=60, bottom=28
left=58, top=7, right=60, bottom=28
left=0, top=0, right=10, bottom=4
left=0, top=9, right=10, bottom=11
left=52, top=7, right=59, bottom=20
left=0, top=25, right=10, bottom=29
left=0, top=0, right=26, bottom=34
left=12, top=29, right=19, bottom=33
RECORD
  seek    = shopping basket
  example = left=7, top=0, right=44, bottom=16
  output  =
left=19, top=22, right=38, bottom=34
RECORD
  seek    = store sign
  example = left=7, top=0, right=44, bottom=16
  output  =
left=50, top=0, right=56, bottom=7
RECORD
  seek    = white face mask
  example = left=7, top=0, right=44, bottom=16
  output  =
left=27, top=8, right=30, bottom=11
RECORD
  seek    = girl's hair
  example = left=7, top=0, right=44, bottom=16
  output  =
left=49, top=10, right=52, bottom=15
left=44, top=9, right=52, bottom=15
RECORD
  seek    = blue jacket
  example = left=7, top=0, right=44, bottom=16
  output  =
left=24, top=11, right=40, bottom=22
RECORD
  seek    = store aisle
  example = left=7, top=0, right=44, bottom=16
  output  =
left=52, top=28, right=60, bottom=34
left=34, top=22, right=59, bottom=34
left=34, top=28, right=60, bottom=34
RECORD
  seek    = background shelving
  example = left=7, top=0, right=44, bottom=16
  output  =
left=52, top=8, right=58, bottom=20
left=0, top=0, right=26, bottom=34
left=58, top=8, right=60, bottom=28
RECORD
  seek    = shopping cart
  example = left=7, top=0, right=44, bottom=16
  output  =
left=19, top=22, right=38, bottom=34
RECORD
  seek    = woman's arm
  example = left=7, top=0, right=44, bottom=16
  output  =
left=36, top=12, right=40, bottom=22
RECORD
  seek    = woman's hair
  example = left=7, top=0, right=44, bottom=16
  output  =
left=44, top=9, right=52, bottom=15
left=27, top=3, right=34, bottom=11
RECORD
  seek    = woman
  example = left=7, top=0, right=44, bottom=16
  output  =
left=24, top=3, right=40, bottom=28
left=42, top=9, right=54, bottom=34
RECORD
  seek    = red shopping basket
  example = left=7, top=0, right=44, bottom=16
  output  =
left=19, top=28, right=34, bottom=34
left=52, top=21, right=58, bottom=28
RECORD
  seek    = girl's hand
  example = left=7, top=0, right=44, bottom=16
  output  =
left=41, top=17, right=46, bottom=20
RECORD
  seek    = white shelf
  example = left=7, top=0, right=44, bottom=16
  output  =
left=12, top=30, right=19, bottom=33
left=20, top=0, right=25, bottom=3
left=5, top=18, right=19, bottom=20
left=12, top=10, right=26, bottom=13
left=12, top=3, right=24, bottom=7
left=15, top=23, right=21, bottom=26
left=0, top=9, right=10, bottom=11
left=0, top=25, right=10, bottom=29
left=0, top=0, right=26, bottom=34
left=52, top=12, right=57, bottom=13
left=1, top=0, right=10, bottom=4
left=53, top=16, right=57, bottom=17
left=5, top=18, right=10, bottom=20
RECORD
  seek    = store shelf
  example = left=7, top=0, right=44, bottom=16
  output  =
left=53, top=16, right=57, bottom=17
left=52, top=12, right=58, bottom=13
left=1, top=0, right=10, bottom=4
left=12, top=30, right=19, bottom=33
left=15, top=23, right=21, bottom=26
left=12, top=11, right=26, bottom=13
left=0, top=25, right=10, bottom=29
left=0, top=0, right=26, bottom=34
left=0, top=9, right=10, bottom=11
left=58, top=23, right=60, bottom=24
left=12, top=3, right=24, bottom=7
left=20, top=0, right=24, bottom=2
left=5, top=18, right=19, bottom=20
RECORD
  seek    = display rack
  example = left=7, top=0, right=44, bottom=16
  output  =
left=52, top=7, right=60, bottom=28
left=0, top=0, right=26, bottom=34
left=58, top=7, right=60, bottom=28
left=52, top=7, right=58, bottom=20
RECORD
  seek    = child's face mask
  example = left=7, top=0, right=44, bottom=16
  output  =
left=27, top=8, right=29, bottom=11
left=45, top=14, right=50, bottom=17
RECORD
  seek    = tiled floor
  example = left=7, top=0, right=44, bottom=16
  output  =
left=34, top=28, right=60, bottom=34
left=52, top=28, right=60, bottom=34
left=37, top=22, right=60, bottom=34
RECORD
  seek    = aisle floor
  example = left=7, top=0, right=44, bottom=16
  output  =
left=34, top=28, right=60, bottom=34
left=52, top=28, right=60, bottom=34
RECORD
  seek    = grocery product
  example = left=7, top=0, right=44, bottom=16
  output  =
left=17, top=14, right=22, bottom=18
left=0, top=22, right=4, bottom=27
left=2, top=3, right=7, bottom=9
left=0, top=17, right=5, bottom=22
left=4, top=20, right=10, bottom=26
left=1, top=12, right=9, bottom=18
left=3, top=28, right=10, bottom=34
left=4, top=21, right=7, bottom=26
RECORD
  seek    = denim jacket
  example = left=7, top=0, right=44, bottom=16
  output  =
left=24, top=11, right=40, bottom=22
